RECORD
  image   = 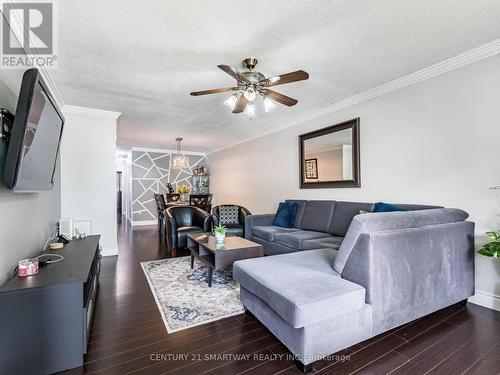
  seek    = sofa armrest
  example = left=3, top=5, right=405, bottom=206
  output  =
left=244, top=214, right=275, bottom=239
left=341, top=221, right=475, bottom=334
left=334, top=208, right=470, bottom=273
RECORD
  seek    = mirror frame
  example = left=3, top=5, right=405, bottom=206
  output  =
left=299, top=118, right=360, bottom=189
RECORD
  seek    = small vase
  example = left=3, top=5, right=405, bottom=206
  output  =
left=215, top=232, right=225, bottom=244
left=181, top=193, right=189, bottom=204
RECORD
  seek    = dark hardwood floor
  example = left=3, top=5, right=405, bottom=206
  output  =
left=62, top=223, right=500, bottom=375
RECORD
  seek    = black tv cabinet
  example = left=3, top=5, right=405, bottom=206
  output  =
left=0, top=235, right=101, bottom=374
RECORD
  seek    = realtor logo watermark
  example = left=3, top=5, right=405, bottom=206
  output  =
left=1, top=1, right=58, bottom=69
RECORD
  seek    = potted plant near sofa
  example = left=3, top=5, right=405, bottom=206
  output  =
left=478, top=231, right=500, bottom=258
left=214, top=224, right=226, bottom=244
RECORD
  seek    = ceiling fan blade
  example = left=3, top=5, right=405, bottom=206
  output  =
left=190, top=87, right=237, bottom=96
left=232, top=94, right=248, bottom=113
left=218, top=65, right=251, bottom=84
left=260, top=70, right=309, bottom=87
left=266, top=90, right=298, bottom=106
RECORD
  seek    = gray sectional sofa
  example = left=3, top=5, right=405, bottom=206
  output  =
left=234, top=200, right=475, bottom=373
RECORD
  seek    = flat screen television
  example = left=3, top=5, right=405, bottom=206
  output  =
left=2, top=68, right=64, bottom=192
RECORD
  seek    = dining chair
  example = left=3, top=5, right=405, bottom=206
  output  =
left=153, top=193, right=167, bottom=240
left=166, top=193, right=181, bottom=203
left=189, top=194, right=213, bottom=213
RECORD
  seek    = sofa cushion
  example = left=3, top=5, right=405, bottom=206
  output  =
left=274, top=230, right=332, bottom=250
left=300, top=201, right=336, bottom=233
left=273, top=202, right=298, bottom=228
left=329, top=201, right=375, bottom=237
left=303, top=236, right=344, bottom=251
left=285, top=200, right=307, bottom=228
left=333, top=208, right=470, bottom=274
left=233, top=249, right=366, bottom=328
left=373, top=202, right=408, bottom=213
left=251, top=226, right=300, bottom=242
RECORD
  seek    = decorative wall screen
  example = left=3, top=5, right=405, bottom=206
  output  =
left=131, top=149, right=206, bottom=224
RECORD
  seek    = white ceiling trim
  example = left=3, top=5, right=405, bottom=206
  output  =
left=130, top=146, right=206, bottom=156
left=63, top=104, right=121, bottom=120
left=209, top=38, right=500, bottom=155
left=1, top=0, right=65, bottom=110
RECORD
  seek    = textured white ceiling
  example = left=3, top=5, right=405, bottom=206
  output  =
left=52, top=0, right=500, bottom=153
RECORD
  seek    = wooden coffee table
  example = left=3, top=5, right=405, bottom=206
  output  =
left=187, top=233, right=264, bottom=287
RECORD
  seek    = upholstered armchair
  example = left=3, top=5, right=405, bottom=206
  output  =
left=165, top=206, right=211, bottom=251
left=212, top=205, right=251, bottom=237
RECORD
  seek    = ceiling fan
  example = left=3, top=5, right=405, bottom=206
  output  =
left=190, top=57, right=309, bottom=115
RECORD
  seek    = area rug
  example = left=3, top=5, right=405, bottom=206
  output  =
left=141, top=256, right=245, bottom=333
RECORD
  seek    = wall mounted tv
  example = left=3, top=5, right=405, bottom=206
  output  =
left=2, top=68, right=64, bottom=192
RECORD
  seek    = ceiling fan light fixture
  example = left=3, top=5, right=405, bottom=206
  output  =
left=224, top=93, right=238, bottom=109
left=245, top=104, right=255, bottom=117
left=190, top=59, right=308, bottom=115
left=263, top=97, right=276, bottom=112
left=243, top=87, right=257, bottom=102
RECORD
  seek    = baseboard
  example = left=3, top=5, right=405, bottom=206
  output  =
left=100, top=246, right=118, bottom=257
left=468, top=290, right=500, bottom=312
left=131, top=220, right=157, bottom=227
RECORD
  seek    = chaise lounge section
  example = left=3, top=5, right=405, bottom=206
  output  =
left=235, top=200, right=474, bottom=372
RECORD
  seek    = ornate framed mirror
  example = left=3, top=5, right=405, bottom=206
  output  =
left=299, top=118, right=360, bottom=188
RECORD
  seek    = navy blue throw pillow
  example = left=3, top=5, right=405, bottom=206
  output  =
left=373, top=202, right=408, bottom=213
left=273, top=202, right=298, bottom=228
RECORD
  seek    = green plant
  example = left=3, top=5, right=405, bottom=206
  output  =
left=214, top=224, right=226, bottom=235
left=477, top=231, right=500, bottom=258
left=177, top=185, right=190, bottom=194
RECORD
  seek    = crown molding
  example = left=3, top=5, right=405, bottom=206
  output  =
left=63, top=105, right=122, bottom=120
left=209, top=39, right=500, bottom=155
left=1, top=0, right=65, bottom=110
left=130, top=146, right=206, bottom=156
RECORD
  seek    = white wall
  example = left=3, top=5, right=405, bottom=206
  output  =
left=60, top=106, right=120, bottom=256
left=0, top=71, right=61, bottom=286
left=208, top=55, right=500, bottom=310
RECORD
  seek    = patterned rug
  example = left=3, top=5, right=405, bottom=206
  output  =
left=141, top=256, right=245, bottom=333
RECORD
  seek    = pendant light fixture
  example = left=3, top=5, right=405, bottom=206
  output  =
left=171, top=137, right=189, bottom=169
